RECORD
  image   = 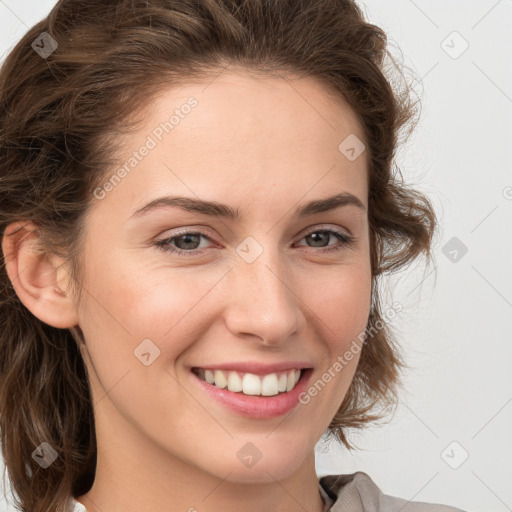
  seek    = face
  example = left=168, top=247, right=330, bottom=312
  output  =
left=76, top=69, right=371, bottom=484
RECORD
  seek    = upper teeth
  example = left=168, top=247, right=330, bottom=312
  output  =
left=195, top=368, right=302, bottom=396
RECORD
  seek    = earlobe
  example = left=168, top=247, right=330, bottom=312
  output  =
left=1, top=221, right=79, bottom=329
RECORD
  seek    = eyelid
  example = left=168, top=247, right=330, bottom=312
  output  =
left=156, top=225, right=217, bottom=242
left=156, top=223, right=351, bottom=245
left=295, top=223, right=352, bottom=240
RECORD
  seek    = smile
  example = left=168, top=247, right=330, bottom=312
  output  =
left=191, top=367, right=302, bottom=396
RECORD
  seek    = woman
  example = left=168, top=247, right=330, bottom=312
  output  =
left=0, top=0, right=466, bottom=511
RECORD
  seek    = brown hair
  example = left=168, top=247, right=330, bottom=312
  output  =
left=0, top=0, right=436, bottom=510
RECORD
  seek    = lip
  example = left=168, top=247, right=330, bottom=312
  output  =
left=190, top=361, right=313, bottom=376
left=189, top=367, right=314, bottom=419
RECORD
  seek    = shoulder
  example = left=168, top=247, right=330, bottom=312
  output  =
left=319, top=471, right=467, bottom=512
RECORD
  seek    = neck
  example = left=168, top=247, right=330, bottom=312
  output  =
left=76, top=397, right=326, bottom=512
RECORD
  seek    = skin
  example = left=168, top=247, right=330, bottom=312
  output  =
left=2, top=69, right=371, bottom=512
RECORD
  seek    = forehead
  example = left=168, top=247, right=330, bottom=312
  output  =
left=96, top=69, right=368, bottom=219
left=144, top=68, right=365, bottom=143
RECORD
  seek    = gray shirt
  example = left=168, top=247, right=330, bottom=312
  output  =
left=319, top=471, right=467, bottom=511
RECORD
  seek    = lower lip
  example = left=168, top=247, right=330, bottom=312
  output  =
left=189, top=368, right=313, bottom=419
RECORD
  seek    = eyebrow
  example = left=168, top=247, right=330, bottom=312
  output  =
left=129, top=192, right=366, bottom=221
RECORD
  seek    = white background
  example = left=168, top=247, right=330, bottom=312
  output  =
left=0, top=1, right=511, bottom=511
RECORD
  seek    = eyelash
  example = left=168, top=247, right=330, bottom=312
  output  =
left=153, top=228, right=354, bottom=256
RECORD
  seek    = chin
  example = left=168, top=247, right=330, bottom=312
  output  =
left=196, top=439, right=311, bottom=484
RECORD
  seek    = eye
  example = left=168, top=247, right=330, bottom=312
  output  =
left=153, top=231, right=213, bottom=255
left=294, top=228, right=354, bottom=253
left=153, top=227, right=354, bottom=256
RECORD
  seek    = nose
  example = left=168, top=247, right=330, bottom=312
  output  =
left=223, top=248, right=302, bottom=346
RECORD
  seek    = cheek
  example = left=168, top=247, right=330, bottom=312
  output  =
left=119, top=264, right=228, bottom=341
left=299, top=271, right=371, bottom=413
left=305, top=262, right=372, bottom=345
left=78, top=258, right=229, bottom=379
left=75, top=260, right=215, bottom=429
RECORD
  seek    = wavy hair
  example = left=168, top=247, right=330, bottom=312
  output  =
left=0, top=0, right=436, bottom=510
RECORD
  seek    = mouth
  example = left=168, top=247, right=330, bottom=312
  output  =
left=191, top=367, right=308, bottom=397
left=189, top=366, right=314, bottom=419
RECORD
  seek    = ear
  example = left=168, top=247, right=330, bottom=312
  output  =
left=1, top=221, right=79, bottom=329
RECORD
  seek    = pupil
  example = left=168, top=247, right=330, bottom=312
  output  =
left=307, top=232, right=328, bottom=247
left=176, top=234, right=200, bottom=250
